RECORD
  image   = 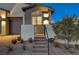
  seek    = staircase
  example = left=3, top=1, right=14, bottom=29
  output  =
left=32, top=37, right=48, bottom=55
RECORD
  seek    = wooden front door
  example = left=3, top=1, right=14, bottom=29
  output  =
left=32, top=16, right=44, bottom=36
left=35, top=25, right=44, bottom=36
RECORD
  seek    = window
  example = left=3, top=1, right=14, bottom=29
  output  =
left=32, top=16, right=42, bottom=25
left=1, top=20, right=6, bottom=35
left=37, top=16, right=42, bottom=25
left=32, top=17, right=37, bottom=25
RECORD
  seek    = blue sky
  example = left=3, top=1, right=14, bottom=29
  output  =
left=42, top=3, right=79, bottom=22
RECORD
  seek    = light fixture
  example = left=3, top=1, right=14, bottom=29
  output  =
left=1, top=13, right=6, bottom=19
left=43, top=13, right=49, bottom=18
left=43, top=20, right=49, bottom=25
left=0, top=8, right=7, bottom=19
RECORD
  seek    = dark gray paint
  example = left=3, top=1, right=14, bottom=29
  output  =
left=25, top=7, right=36, bottom=24
left=9, top=17, right=22, bottom=35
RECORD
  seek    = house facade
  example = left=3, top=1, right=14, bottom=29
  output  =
left=21, top=4, right=56, bottom=41
left=0, top=3, right=56, bottom=41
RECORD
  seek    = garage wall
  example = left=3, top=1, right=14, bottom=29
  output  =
left=8, top=17, right=23, bottom=35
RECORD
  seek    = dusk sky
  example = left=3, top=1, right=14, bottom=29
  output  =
left=42, top=3, right=79, bottom=22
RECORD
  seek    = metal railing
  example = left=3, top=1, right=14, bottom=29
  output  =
left=44, top=25, right=49, bottom=55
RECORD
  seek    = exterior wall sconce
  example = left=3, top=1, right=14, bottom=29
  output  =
left=43, top=20, right=49, bottom=25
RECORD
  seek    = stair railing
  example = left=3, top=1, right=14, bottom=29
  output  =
left=44, top=25, right=49, bottom=55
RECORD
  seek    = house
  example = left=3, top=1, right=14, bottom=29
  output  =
left=21, top=4, right=56, bottom=41
left=0, top=3, right=27, bottom=35
left=0, top=3, right=56, bottom=41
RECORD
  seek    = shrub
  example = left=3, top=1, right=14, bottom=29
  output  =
left=20, top=40, right=24, bottom=43
left=7, top=46, right=13, bottom=54
left=11, top=39, right=17, bottom=44
left=17, top=37, right=21, bottom=41
left=28, top=38, right=33, bottom=43
left=6, top=46, right=13, bottom=54
left=22, top=45, right=27, bottom=50
left=7, top=46, right=13, bottom=52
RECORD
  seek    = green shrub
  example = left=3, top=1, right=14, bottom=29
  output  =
left=22, top=45, right=27, bottom=50
left=7, top=46, right=13, bottom=52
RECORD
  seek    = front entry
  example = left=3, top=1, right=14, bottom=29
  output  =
left=32, top=16, right=44, bottom=37
left=35, top=25, right=44, bottom=37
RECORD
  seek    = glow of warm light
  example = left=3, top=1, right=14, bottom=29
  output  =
left=1, top=21, right=6, bottom=35
left=43, top=13, right=49, bottom=17
left=43, top=20, right=49, bottom=25
left=1, top=13, right=6, bottom=18
left=0, top=10, right=6, bottom=19
left=1, top=21, right=6, bottom=26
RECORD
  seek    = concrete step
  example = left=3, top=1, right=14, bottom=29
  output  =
left=32, top=52, right=48, bottom=55
left=32, top=45, right=47, bottom=48
left=34, top=42, right=47, bottom=45
left=34, top=40, right=47, bottom=42
left=34, top=37, right=46, bottom=39
left=32, top=48, right=48, bottom=50
left=32, top=36, right=48, bottom=55
left=32, top=50, right=48, bottom=52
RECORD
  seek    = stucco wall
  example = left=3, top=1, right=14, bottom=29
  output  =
left=21, top=25, right=34, bottom=41
left=8, top=17, right=23, bottom=35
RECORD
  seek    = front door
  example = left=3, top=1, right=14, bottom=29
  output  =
left=32, top=16, right=44, bottom=36
left=35, top=25, right=44, bottom=36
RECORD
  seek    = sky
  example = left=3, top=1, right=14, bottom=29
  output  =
left=42, top=3, right=79, bottom=22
